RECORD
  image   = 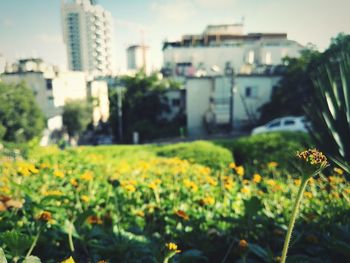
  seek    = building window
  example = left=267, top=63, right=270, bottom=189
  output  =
left=265, top=52, right=272, bottom=65
left=172, top=98, right=180, bottom=107
left=245, top=86, right=257, bottom=98
left=247, top=50, right=254, bottom=64
left=46, top=79, right=52, bottom=90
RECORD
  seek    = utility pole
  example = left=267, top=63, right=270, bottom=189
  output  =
left=116, top=79, right=123, bottom=143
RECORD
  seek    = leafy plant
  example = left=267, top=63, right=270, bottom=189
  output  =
left=305, top=49, right=350, bottom=172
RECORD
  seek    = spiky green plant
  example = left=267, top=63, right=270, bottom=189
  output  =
left=305, top=50, right=350, bottom=173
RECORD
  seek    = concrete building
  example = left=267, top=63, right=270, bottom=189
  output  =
left=186, top=68, right=283, bottom=137
left=162, top=24, right=303, bottom=80
left=162, top=89, right=186, bottom=121
left=1, top=58, right=109, bottom=132
left=87, top=79, right=109, bottom=125
left=0, top=53, right=5, bottom=74
left=61, top=0, right=114, bottom=76
left=127, top=45, right=150, bottom=74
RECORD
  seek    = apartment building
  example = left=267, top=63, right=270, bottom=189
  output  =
left=61, top=0, right=114, bottom=76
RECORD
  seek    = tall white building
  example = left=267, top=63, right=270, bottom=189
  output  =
left=162, top=24, right=304, bottom=80
left=126, top=45, right=150, bottom=74
left=61, top=0, right=114, bottom=76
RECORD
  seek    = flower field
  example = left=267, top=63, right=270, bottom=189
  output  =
left=1, top=138, right=350, bottom=263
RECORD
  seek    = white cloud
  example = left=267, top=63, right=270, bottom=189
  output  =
left=150, top=0, right=197, bottom=24
left=36, top=34, right=63, bottom=44
left=2, top=18, right=13, bottom=28
left=194, top=0, right=236, bottom=8
left=114, top=18, right=152, bottom=33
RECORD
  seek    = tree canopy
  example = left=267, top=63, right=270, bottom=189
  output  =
left=0, top=81, right=45, bottom=142
left=259, top=33, right=350, bottom=124
left=109, top=71, right=184, bottom=143
left=62, top=100, right=92, bottom=138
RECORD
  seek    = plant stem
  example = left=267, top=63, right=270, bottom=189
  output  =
left=26, top=228, right=41, bottom=258
left=280, top=177, right=309, bottom=263
left=68, top=221, right=75, bottom=252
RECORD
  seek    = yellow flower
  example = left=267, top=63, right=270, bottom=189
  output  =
left=243, top=179, right=250, bottom=185
left=200, top=196, right=215, bottom=206
left=61, top=256, right=75, bottom=263
left=81, top=195, right=89, bottom=203
left=70, top=178, right=78, bottom=187
left=332, top=192, right=340, bottom=199
left=135, top=210, right=145, bottom=217
left=123, top=184, right=136, bottom=193
left=304, top=191, right=313, bottom=199
left=235, top=166, right=245, bottom=176
left=166, top=242, right=181, bottom=253
left=43, top=190, right=63, bottom=196
left=224, top=181, right=233, bottom=190
left=81, top=171, right=93, bottom=181
left=54, top=170, right=64, bottom=178
left=253, top=174, right=262, bottom=183
left=229, top=162, right=236, bottom=169
left=183, top=179, right=198, bottom=192
left=40, top=162, right=50, bottom=169
left=205, top=176, right=217, bottom=186
left=241, top=186, right=250, bottom=195
left=267, top=162, right=278, bottom=168
left=294, top=179, right=301, bottom=186
left=266, top=179, right=276, bottom=187
left=333, top=167, right=344, bottom=175
left=0, top=186, right=10, bottom=194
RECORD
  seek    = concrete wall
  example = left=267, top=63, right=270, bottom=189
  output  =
left=186, top=78, right=212, bottom=137
left=88, top=80, right=110, bottom=125
left=163, top=40, right=303, bottom=76
left=233, top=75, right=281, bottom=128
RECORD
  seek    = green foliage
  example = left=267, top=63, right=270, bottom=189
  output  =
left=0, top=82, right=45, bottom=142
left=0, top=248, right=7, bottom=263
left=1, top=141, right=350, bottom=262
left=305, top=48, right=350, bottom=172
left=109, top=71, right=184, bottom=143
left=156, top=140, right=233, bottom=169
left=62, top=99, right=92, bottom=138
left=259, top=33, right=350, bottom=124
left=214, top=132, right=312, bottom=170
left=259, top=47, right=321, bottom=123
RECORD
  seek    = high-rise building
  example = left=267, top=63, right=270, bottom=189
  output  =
left=126, top=45, right=150, bottom=74
left=61, top=0, right=114, bottom=76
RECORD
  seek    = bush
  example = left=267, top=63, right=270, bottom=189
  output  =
left=155, top=140, right=233, bottom=169
left=214, top=132, right=312, bottom=170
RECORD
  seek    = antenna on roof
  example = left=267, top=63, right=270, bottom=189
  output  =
left=241, top=16, right=245, bottom=26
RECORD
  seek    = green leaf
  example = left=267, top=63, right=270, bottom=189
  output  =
left=23, top=256, right=42, bottom=263
left=287, top=255, right=324, bottom=263
left=248, top=243, right=269, bottom=261
left=0, top=248, right=8, bottom=263
left=0, top=230, right=33, bottom=257
left=178, top=249, right=208, bottom=263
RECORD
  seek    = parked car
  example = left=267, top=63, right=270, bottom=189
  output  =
left=251, top=116, right=309, bottom=135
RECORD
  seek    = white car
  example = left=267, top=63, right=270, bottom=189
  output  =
left=251, top=116, right=309, bottom=135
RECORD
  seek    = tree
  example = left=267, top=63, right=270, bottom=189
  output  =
left=62, top=100, right=92, bottom=140
left=109, top=71, right=184, bottom=143
left=259, top=47, right=321, bottom=123
left=259, top=33, right=350, bottom=124
left=0, top=81, right=45, bottom=142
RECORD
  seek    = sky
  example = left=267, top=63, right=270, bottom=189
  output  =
left=0, top=0, right=350, bottom=72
